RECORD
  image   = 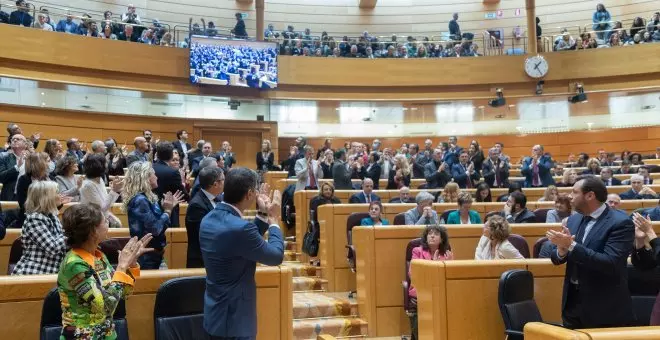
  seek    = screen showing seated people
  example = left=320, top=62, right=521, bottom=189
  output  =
left=189, top=36, right=278, bottom=89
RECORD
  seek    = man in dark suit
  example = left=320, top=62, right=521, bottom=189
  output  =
left=200, top=168, right=283, bottom=338
left=332, top=150, right=353, bottom=190
left=191, top=141, right=214, bottom=175
left=620, top=175, right=658, bottom=200
left=644, top=200, right=660, bottom=221
left=217, top=141, right=236, bottom=168
left=600, top=167, right=621, bottom=187
left=172, top=129, right=191, bottom=168
left=389, top=186, right=415, bottom=203
left=0, top=134, right=28, bottom=201
left=547, top=175, right=635, bottom=329
left=348, top=178, right=381, bottom=203
left=502, top=191, right=537, bottom=223
left=424, top=148, right=451, bottom=189
left=66, top=138, right=85, bottom=172
left=451, top=151, right=480, bottom=189
left=521, top=145, right=555, bottom=187
left=365, top=152, right=382, bottom=190
left=409, top=144, right=425, bottom=179
left=187, top=139, right=205, bottom=171
left=185, top=167, right=224, bottom=268
left=153, top=141, right=189, bottom=227
left=638, top=166, right=654, bottom=185
left=482, top=147, right=510, bottom=188
left=443, top=136, right=463, bottom=167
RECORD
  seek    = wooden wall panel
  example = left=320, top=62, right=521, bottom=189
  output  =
left=279, top=126, right=660, bottom=162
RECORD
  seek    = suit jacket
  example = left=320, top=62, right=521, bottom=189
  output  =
left=424, top=161, right=452, bottom=189
left=294, top=158, right=323, bottom=192
left=187, top=150, right=203, bottom=171
left=387, top=169, right=411, bottom=190
left=332, top=160, right=353, bottom=190
left=217, top=151, right=236, bottom=168
left=153, top=160, right=189, bottom=227
left=602, top=177, right=622, bottom=186
left=256, top=152, right=274, bottom=171
left=619, top=189, right=657, bottom=200
left=185, top=191, right=214, bottom=268
left=200, top=203, right=284, bottom=337
left=504, top=208, right=537, bottom=224
left=482, top=158, right=510, bottom=188
left=365, top=163, right=382, bottom=190
left=647, top=206, right=660, bottom=221
left=451, top=163, right=481, bottom=189
left=443, top=146, right=463, bottom=167
left=0, top=152, right=18, bottom=201
left=348, top=192, right=381, bottom=204
left=126, top=150, right=148, bottom=167
left=630, top=237, right=660, bottom=325
left=411, top=154, right=426, bottom=179
left=550, top=205, right=635, bottom=328
left=172, top=140, right=191, bottom=167
left=389, top=197, right=415, bottom=204
left=521, top=155, right=555, bottom=187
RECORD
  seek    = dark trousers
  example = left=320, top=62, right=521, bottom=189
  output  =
left=138, top=251, right=163, bottom=270
left=562, top=283, right=583, bottom=329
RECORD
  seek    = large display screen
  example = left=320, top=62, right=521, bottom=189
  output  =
left=189, top=36, right=278, bottom=89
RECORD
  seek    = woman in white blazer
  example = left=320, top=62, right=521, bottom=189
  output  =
left=475, top=215, right=524, bottom=260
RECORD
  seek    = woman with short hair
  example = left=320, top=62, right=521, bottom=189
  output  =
left=79, top=154, right=123, bottom=228
left=16, top=152, right=55, bottom=227
left=309, top=182, right=341, bottom=224
left=122, top=161, right=184, bottom=269
left=361, top=201, right=390, bottom=226
left=57, top=204, right=152, bottom=339
left=475, top=215, right=524, bottom=260
left=437, top=182, right=460, bottom=203
left=582, top=158, right=601, bottom=175
left=55, top=155, right=83, bottom=202
left=546, top=194, right=573, bottom=223
left=12, top=181, right=66, bottom=275
left=446, top=191, right=482, bottom=225
left=43, top=138, right=63, bottom=174
left=539, top=185, right=558, bottom=202
left=408, top=225, right=453, bottom=339
left=105, top=139, right=127, bottom=177
left=556, top=169, right=578, bottom=187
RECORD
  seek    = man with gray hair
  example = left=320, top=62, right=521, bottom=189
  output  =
left=404, top=191, right=440, bottom=225
left=191, top=156, right=219, bottom=198
left=620, top=174, right=657, bottom=200
left=187, top=139, right=206, bottom=171
left=482, top=147, right=510, bottom=188
left=90, top=140, right=106, bottom=154
left=349, top=178, right=381, bottom=203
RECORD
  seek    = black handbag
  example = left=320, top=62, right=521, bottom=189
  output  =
left=302, top=210, right=319, bottom=257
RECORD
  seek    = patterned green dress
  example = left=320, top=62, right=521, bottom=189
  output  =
left=56, top=248, right=140, bottom=340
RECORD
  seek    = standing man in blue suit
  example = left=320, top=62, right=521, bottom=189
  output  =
left=521, top=145, right=555, bottom=187
left=451, top=151, right=480, bottom=189
left=443, top=136, right=463, bottom=167
left=547, top=175, right=635, bottom=329
left=200, top=168, right=284, bottom=339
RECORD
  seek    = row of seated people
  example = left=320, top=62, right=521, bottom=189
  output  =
left=279, top=137, right=660, bottom=192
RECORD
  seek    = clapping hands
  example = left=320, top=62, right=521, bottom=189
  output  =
left=163, top=191, right=186, bottom=212
left=117, top=234, right=155, bottom=271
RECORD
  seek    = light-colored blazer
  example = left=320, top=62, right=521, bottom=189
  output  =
left=474, top=235, right=524, bottom=260
left=294, top=158, right=323, bottom=192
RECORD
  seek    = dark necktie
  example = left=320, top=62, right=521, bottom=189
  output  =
left=494, top=161, right=501, bottom=187
left=571, top=215, right=593, bottom=283
left=464, top=164, right=472, bottom=188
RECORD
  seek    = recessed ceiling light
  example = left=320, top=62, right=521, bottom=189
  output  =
left=40, top=92, right=44, bottom=96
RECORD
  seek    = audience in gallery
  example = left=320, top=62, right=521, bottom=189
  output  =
left=475, top=215, right=524, bottom=260
left=408, top=224, right=453, bottom=339
left=404, top=191, right=440, bottom=225
left=360, top=201, right=390, bottom=226
left=445, top=191, right=482, bottom=225
left=546, top=194, right=574, bottom=223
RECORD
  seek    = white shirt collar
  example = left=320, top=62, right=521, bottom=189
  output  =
left=221, top=202, right=243, bottom=218
left=201, top=189, right=217, bottom=206
left=589, top=203, right=608, bottom=220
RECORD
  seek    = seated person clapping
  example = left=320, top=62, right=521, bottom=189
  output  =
left=475, top=215, right=524, bottom=260
left=446, top=192, right=482, bottom=225
left=408, top=225, right=453, bottom=339
left=546, top=194, right=573, bottom=223
left=404, top=191, right=440, bottom=225
left=361, top=201, right=390, bottom=226
left=620, top=175, right=658, bottom=200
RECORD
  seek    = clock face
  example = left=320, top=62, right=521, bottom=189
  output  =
left=525, top=56, right=549, bottom=78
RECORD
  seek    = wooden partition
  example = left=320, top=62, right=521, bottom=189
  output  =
left=264, top=171, right=289, bottom=193
left=408, top=259, right=564, bottom=340
left=0, top=228, right=190, bottom=275
left=524, top=322, right=660, bottom=340
left=0, top=266, right=292, bottom=340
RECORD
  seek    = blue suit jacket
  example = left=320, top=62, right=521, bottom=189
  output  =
left=348, top=192, right=381, bottom=204
left=443, top=146, right=463, bottom=167
left=521, top=155, right=555, bottom=187
left=450, top=163, right=480, bottom=189
left=550, top=205, right=634, bottom=328
left=200, top=203, right=284, bottom=337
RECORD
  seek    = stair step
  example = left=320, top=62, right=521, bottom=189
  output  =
left=281, top=262, right=321, bottom=277
left=293, top=292, right=358, bottom=319
left=293, top=277, right=328, bottom=292
left=293, top=316, right=368, bottom=340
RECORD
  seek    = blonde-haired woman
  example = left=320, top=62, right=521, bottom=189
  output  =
left=16, top=152, right=56, bottom=227
left=539, top=185, right=558, bottom=202
left=557, top=168, right=578, bottom=187
left=475, top=215, right=524, bottom=260
left=12, top=181, right=67, bottom=275
left=122, top=161, right=184, bottom=269
left=256, top=139, right=274, bottom=173
left=387, top=154, right=411, bottom=189
left=437, top=182, right=460, bottom=203
left=582, top=158, right=601, bottom=175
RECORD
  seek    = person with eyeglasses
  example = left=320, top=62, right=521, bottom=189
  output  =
left=185, top=167, right=224, bottom=268
left=0, top=134, right=29, bottom=201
